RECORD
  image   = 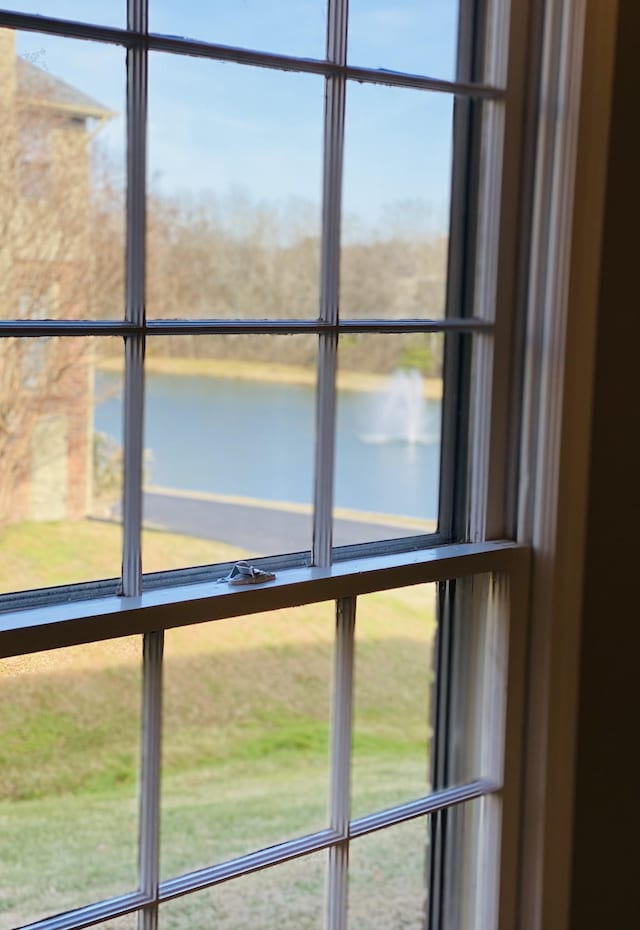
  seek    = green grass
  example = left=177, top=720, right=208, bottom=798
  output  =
left=0, top=524, right=436, bottom=929
left=0, top=519, right=246, bottom=595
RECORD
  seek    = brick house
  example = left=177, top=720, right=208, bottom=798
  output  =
left=0, top=29, right=113, bottom=523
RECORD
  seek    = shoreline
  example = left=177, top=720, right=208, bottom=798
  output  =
left=144, top=483, right=437, bottom=533
left=96, top=355, right=443, bottom=400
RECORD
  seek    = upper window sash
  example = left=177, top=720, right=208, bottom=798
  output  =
left=0, top=0, right=531, bottom=601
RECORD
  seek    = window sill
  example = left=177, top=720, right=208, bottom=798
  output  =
left=0, top=539, right=527, bottom=657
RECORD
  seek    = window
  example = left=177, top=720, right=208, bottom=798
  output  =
left=0, top=1, right=561, bottom=928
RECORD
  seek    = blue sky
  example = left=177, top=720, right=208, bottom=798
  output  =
left=11, top=1, right=458, bottom=234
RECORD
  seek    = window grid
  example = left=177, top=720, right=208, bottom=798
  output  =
left=0, top=0, right=505, bottom=596
left=0, top=8, right=506, bottom=99
left=327, top=596, right=355, bottom=930
left=137, top=630, right=163, bottom=930
left=121, top=0, right=148, bottom=598
left=8, top=550, right=521, bottom=930
left=312, top=0, right=347, bottom=567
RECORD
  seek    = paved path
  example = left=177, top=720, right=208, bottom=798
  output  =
left=143, top=491, right=422, bottom=555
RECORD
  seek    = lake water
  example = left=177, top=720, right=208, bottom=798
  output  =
left=94, top=371, right=442, bottom=522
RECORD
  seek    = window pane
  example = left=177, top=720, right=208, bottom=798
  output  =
left=348, top=0, right=460, bottom=80
left=149, top=1, right=327, bottom=60
left=428, top=798, right=494, bottom=929
left=160, top=853, right=327, bottom=929
left=0, top=638, right=141, bottom=929
left=0, top=337, right=123, bottom=595
left=351, top=585, right=436, bottom=819
left=444, top=574, right=505, bottom=785
left=161, top=605, right=333, bottom=877
left=147, top=55, right=323, bottom=320
left=0, top=29, right=125, bottom=320
left=333, top=333, right=442, bottom=547
left=348, top=817, right=429, bottom=929
left=141, top=336, right=316, bottom=574
left=341, top=83, right=452, bottom=319
left=1, top=2, right=124, bottom=26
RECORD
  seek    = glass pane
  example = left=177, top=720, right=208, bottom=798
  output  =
left=1, top=2, right=124, bottom=26
left=348, top=817, right=430, bottom=929
left=348, top=0, right=460, bottom=81
left=0, top=29, right=125, bottom=320
left=0, top=337, right=123, bottom=595
left=147, top=55, right=323, bottom=320
left=0, top=638, right=141, bottom=929
left=141, top=336, right=316, bottom=573
left=161, top=605, right=333, bottom=877
left=333, top=333, right=442, bottom=546
left=445, top=574, right=504, bottom=785
left=428, top=798, right=493, bottom=929
left=341, top=83, right=452, bottom=319
left=150, top=1, right=327, bottom=60
left=351, top=584, right=436, bottom=819
left=160, top=853, right=327, bottom=929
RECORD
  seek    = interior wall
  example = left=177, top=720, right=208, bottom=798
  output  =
left=569, top=0, right=640, bottom=925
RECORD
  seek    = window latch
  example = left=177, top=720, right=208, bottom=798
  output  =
left=218, top=561, right=277, bottom=586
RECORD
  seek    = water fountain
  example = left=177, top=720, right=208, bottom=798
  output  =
left=359, top=368, right=433, bottom=445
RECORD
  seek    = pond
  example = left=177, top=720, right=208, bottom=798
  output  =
left=94, top=369, right=442, bottom=527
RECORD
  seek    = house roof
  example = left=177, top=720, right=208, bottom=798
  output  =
left=16, top=57, right=114, bottom=121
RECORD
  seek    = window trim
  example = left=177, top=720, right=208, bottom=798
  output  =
left=514, top=1, right=621, bottom=929
left=0, top=540, right=526, bottom=658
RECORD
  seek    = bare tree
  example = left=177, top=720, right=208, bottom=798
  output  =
left=0, top=28, right=117, bottom=524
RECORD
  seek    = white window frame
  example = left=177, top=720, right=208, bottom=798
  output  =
left=0, top=0, right=608, bottom=927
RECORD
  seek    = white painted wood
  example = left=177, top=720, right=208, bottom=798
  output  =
left=312, top=0, right=347, bottom=568
left=0, top=9, right=506, bottom=99
left=122, top=335, right=145, bottom=597
left=515, top=1, right=619, bottom=928
left=0, top=317, right=494, bottom=338
left=121, top=0, right=148, bottom=598
left=326, top=597, right=355, bottom=930
left=0, top=542, right=529, bottom=657
left=137, top=629, right=163, bottom=930
left=15, top=894, right=149, bottom=930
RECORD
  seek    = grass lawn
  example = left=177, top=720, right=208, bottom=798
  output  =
left=0, top=520, right=246, bottom=595
left=0, top=523, right=436, bottom=929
